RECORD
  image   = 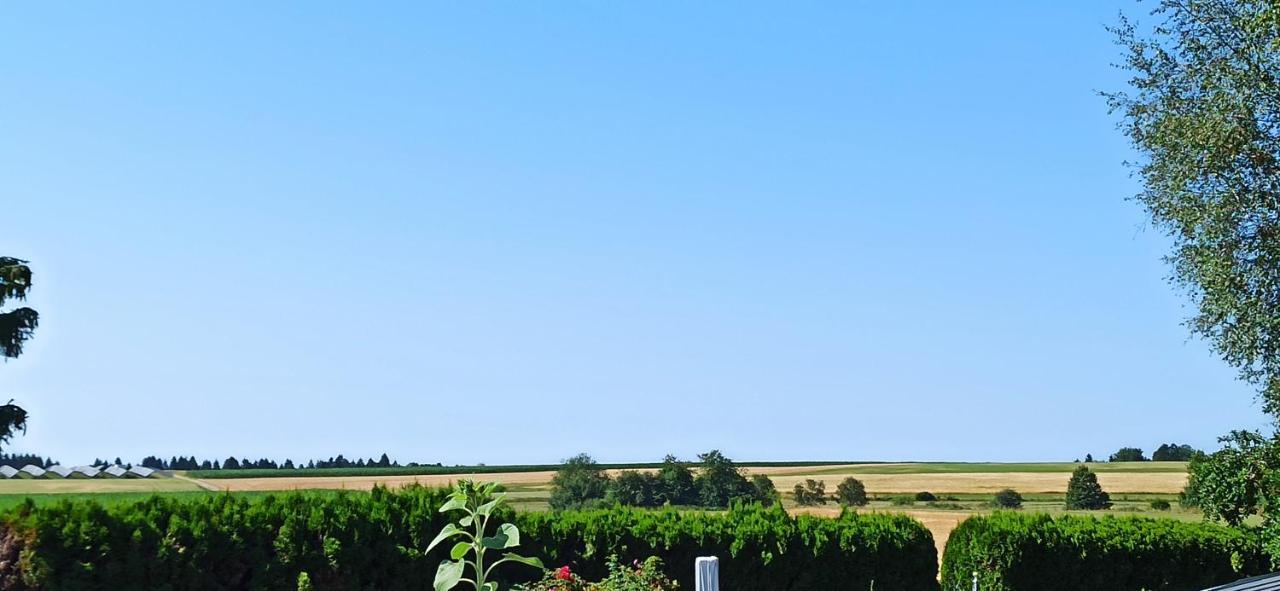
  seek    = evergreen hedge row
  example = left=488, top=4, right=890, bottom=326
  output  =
left=940, top=512, right=1268, bottom=591
left=0, top=485, right=939, bottom=591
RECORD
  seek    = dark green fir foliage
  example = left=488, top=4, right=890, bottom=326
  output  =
left=941, top=512, right=1266, bottom=591
left=1065, top=465, right=1111, bottom=510
left=0, top=485, right=939, bottom=591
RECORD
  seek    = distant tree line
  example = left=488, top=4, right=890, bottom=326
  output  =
left=137, top=453, right=419, bottom=471
left=1101, top=443, right=1200, bottom=462
left=1075, top=443, right=1201, bottom=463
left=550, top=450, right=778, bottom=510
left=0, top=453, right=55, bottom=469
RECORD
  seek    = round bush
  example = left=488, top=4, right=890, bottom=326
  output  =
left=993, top=488, right=1023, bottom=509
left=914, top=491, right=937, bottom=502
left=1150, top=499, right=1172, bottom=511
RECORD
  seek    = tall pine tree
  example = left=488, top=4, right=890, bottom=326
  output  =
left=1065, top=465, right=1112, bottom=510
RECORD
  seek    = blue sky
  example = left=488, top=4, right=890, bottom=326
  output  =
left=1, top=2, right=1267, bottom=465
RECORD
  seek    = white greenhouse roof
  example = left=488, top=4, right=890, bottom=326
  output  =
left=71, top=466, right=100, bottom=478
left=45, top=465, right=72, bottom=478
left=18, top=465, right=45, bottom=477
left=128, top=466, right=156, bottom=478
left=0, top=466, right=18, bottom=478
left=102, top=465, right=128, bottom=477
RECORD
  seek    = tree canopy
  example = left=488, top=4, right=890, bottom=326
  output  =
left=1109, top=1, right=1280, bottom=414
left=0, top=257, right=35, bottom=449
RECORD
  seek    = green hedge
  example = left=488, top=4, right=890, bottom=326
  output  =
left=940, top=512, right=1267, bottom=591
left=520, top=505, right=938, bottom=591
left=0, top=485, right=938, bottom=591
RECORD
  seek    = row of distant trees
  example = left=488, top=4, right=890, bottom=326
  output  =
left=137, top=453, right=421, bottom=471
left=550, top=450, right=776, bottom=509
left=1092, top=443, right=1200, bottom=463
left=0, top=453, right=56, bottom=469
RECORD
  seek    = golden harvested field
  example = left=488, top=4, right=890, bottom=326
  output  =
left=758, top=470, right=1186, bottom=494
left=192, top=463, right=1187, bottom=495
left=197, top=470, right=561, bottom=492
left=0, top=477, right=203, bottom=494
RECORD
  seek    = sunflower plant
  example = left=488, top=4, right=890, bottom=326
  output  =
left=427, top=480, right=544, bottom=591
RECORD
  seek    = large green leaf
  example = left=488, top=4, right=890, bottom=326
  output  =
left=501, top=552, right=543, bottom=569
left=481, top=523, right=520, bottom=550
left=476, top=494, right=505, bottom=517
left=449, top=541, right=471, bottom=561
left=433, top=560, right=465, bottom=591
left=426, top=524, right=464, bottom=554
left=439, top=495, right=468, bottom=514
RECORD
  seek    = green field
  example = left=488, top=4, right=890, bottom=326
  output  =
left=799, top=462, right=1190, bottom=475
left=188, top=460, right=878, bottom=479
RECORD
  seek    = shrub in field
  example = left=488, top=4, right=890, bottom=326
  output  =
left=1108, top=447, right=1148, bottom=462
left=891, top=496, right=915, bottom=506
left=551, top=454, right=612, bottom=510
left=608, top=471, right=659, bottom=507
left=992, top=489, right=1022, bottom=509
left=1152, top=443, right=1199, bottom=462
left=654, top=455, right=697, bottom=506
left=835, top=477, right=868, bottom=506
left=1150, top=499, right=1172, bottom=511
left=940, top=512, right=1266, bottom=591
left=1064, top=465, right=1111, bottom=510
left=693, top=450, right=755, bottom=508
left=749, top=474, right=778, bottom=506
left=514, top=556, right=677, bottom=591
left=914, top=491, right=937, bottom=502
left=793, top=479, right=827, bottom=506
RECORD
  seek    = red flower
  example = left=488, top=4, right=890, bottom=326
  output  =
left=555, top=566, right=572, bottom=581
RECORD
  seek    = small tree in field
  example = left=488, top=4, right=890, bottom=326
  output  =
left=1065, top=465, right=1112, bottom=510
left=549, top=453, right=610, bottom=509
left=835, top=477, right=868, bottom=506
left=654, top=454, right=697, bottom=505
left=750, top=473, right=779, bottom=506
left=993, top=488, right=1023, bottom=509
left=792, top=479, right=827, bottom=506
left=1109, top=447, right=1148, bottom=462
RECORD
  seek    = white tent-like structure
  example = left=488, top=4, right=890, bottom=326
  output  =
left=45, top=465, right=72, bottom=478
left=71, top=466, right=101, bottom=478
left=101, top=465, right=128, bottom=478
left=0, top=466, right=18, bottom=479
left=128, top=466, right=156, bottom=478
left=18, top=465, right=45, bottom=478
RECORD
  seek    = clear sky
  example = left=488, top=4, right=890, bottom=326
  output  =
left=1, top=2, right=1268, bottom=466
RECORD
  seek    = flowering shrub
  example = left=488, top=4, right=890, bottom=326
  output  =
left=515, top=555, right=678, bottom=591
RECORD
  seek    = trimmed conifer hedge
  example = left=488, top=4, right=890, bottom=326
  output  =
left=519, top=505, right=938, bottom=591
left=0, top=485, right=939, bottom=591
left=940, top=512, right=1267, bottom=591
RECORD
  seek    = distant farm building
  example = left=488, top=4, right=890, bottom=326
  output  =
left=0, top=464, right=162, bottom=479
